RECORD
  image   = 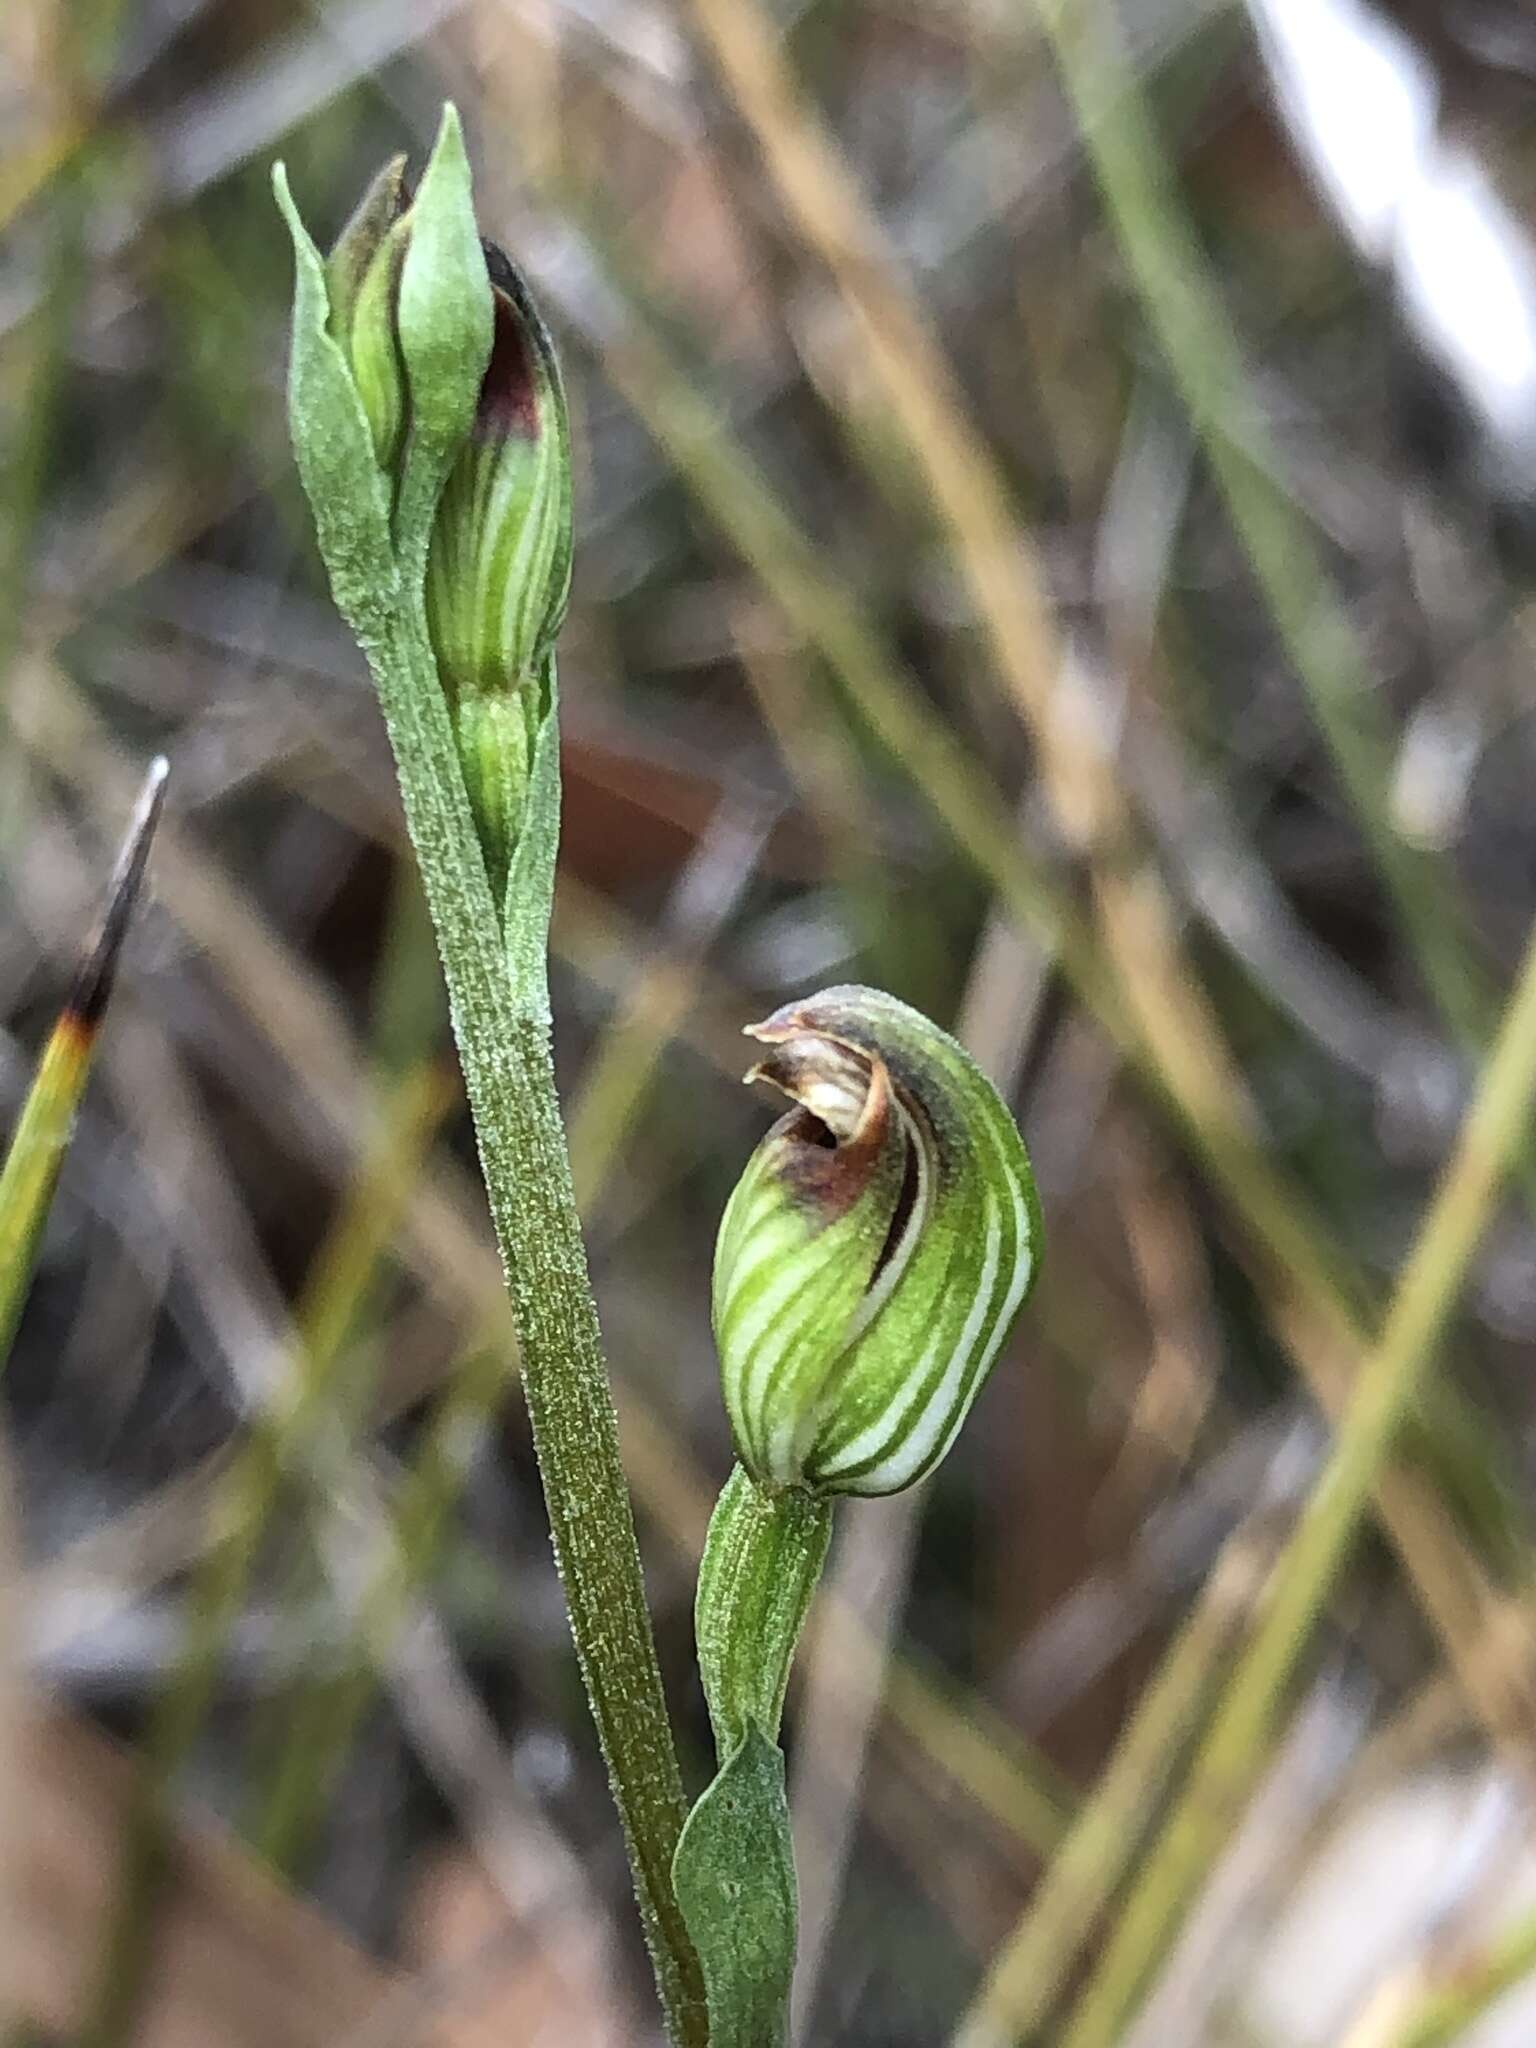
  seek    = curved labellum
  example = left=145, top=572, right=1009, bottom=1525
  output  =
left=713, top=985, right=1042, bottom=1498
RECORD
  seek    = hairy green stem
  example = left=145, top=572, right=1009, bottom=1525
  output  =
left=362, top=590, right=706, bottom=2044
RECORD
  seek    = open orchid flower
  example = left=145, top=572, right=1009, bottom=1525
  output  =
left=713, top=984, right=1042, bottom=1498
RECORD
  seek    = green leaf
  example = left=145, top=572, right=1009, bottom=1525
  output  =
left=272, top=162, right=396, bottom=637
left=673, top=1723, right=798, bottom=2048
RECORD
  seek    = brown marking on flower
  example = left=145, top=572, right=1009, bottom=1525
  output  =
left=746, top=997, right=834, bottom=1048
left=748, top=1038, right=900, bottom=1224
left=750, top=990, right=957, bottom=1190
left=868, top=1133, right=920, bottom=1285
left=476, top=244, right=540, bottom=442
left=748, top=1033, right=871, bottom=1140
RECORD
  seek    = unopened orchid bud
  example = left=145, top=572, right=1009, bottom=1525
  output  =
left=316, top=108, right=494, bottom=510
left=424, top=243, right=571, bottom=895
left=277, top=107, right=572, bottom=898
left=713, top=986, right=1042, bottom=1498
left=425, top=242, right=571, bottom=702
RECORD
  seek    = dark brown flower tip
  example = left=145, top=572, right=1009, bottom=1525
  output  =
left=746, top=1036, right=897, bottom=1223
left=746, top=1032, right=877, bottom=1143
left=475, top=240, right=554, bottom=443
left=66, top=756, right=168, bottom=1031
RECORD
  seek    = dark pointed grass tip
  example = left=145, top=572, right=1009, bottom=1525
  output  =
left=0, top=757, right=169, bottom=1369
left=65, top=756, right=169, bottom=1036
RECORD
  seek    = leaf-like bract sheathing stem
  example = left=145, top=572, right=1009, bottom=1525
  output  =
left=274, top=111, right=706, bottom=2045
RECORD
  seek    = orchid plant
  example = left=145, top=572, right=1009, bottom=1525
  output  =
left=273, top=107, right=1042, bottom=2048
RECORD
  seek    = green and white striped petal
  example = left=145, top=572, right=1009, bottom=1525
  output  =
left=713, top=985, right=1042, bottom=1499
left=425, top=246, right=571, bottom=708
left=423, top=246, right=570, bottom=899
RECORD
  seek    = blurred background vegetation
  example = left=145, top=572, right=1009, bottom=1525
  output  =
left=12, top=0, right=1536, bottom=2042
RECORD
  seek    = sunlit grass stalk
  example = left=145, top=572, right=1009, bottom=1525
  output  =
left=1376, top=1905, right=1536, bottom=2048
left=950, top=1491, right=1287, bottom=2048
left=1055, top=908, right=1536, bottom=2048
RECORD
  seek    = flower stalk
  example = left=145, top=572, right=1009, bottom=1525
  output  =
left=276, top=108, right=1043, bottom=2048
left=274, top=109, right=705, bottom=2044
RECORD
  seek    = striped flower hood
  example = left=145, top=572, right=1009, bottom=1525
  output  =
left=712, top=985, right=1041, bottom=1498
